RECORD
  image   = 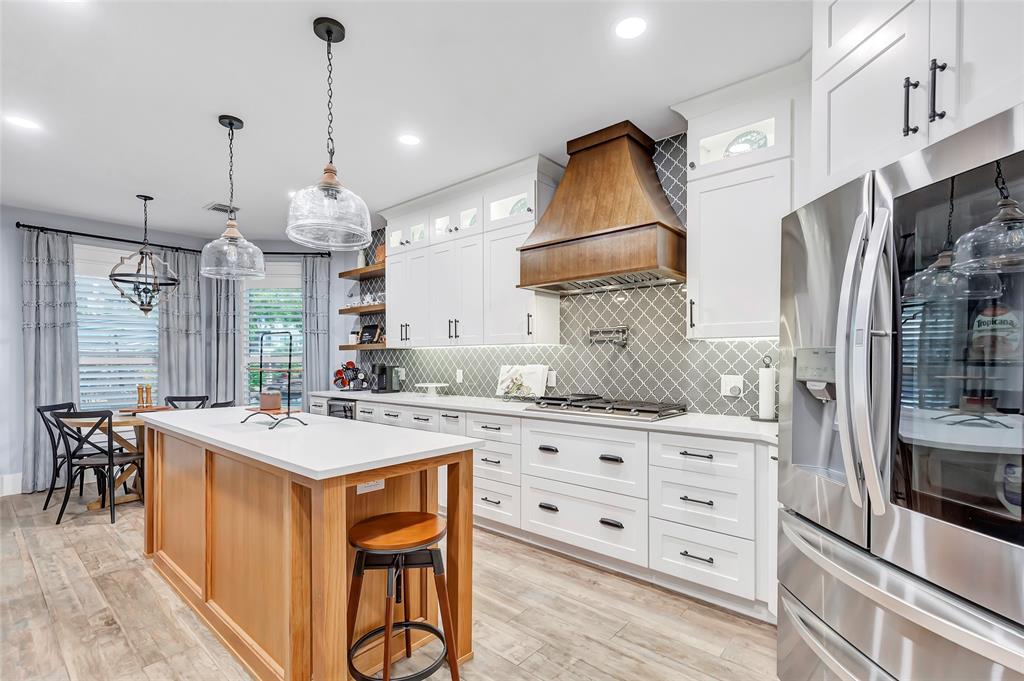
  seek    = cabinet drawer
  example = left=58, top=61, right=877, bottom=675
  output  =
left=522, top=419, right=648, bottom=498
left=649, top=432, right=755, bottom=480
left=474, top=440, right=520, bottom=486
left=473, top=477, right=520, bottom=528
left=521, top=475, right=648, bottom=567
left=649, top=466, right=755, bottom=539
left=403, top=407, right=440, bottom=432
left=438, top=410, right=467, bottom=435
left=649, top=518, right=755, bottom=599
left=466, top=412, right=521, bottom=444
left=378, top=407, right=405, bottom=427
left=355, top=403, right=379, bottom=423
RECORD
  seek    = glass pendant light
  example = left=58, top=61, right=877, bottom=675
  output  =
left=903, top=176, right=1003, bottom=303
left=200, top=115, right=265, bottom=279
left=109, top=195, right=179, bottom=315
left=285, top=17, right=371, bottom=251
left=952, top=160, right=1024, bottom=273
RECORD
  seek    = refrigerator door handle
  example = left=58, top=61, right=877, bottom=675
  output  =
left=850, top=208, right=891, bottom=515
left=780, top=589, right=897, bottom=681
left=834, top=210, right=870, bottom=509
left=781, top=512, right=1024, bottom=673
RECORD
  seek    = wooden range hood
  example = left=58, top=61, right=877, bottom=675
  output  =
left=519, top=120, right=685, bottom=294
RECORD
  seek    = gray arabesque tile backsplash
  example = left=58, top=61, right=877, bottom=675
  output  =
left=352, top=134, right=780, bottom=417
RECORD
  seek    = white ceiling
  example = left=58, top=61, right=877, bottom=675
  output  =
left=0, top=1, right=811, bottom=240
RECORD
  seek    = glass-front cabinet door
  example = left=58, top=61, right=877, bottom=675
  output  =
left=483, top=175, right=535, bottom=230
left=686, top=98, right=792, bottom=180
left=893, top=148, right=1024, bottom=548
left=429, top=195, right=482, bottom=243
left=386, top=210, right=428, bottom=254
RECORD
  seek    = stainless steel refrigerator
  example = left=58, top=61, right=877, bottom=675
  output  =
left=778, top=103, right=1024, bottom=680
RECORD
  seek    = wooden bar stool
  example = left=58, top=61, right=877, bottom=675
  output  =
left=347, top=512, right=461, bottom=681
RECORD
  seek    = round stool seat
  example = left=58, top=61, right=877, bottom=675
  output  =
left=349, top=511, right=446, bottom=553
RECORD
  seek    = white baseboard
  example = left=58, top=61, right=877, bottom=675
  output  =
left=0, top=473, right=23, bottom=497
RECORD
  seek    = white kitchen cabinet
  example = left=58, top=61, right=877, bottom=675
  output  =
left=756, top=444, right=780, bottom=616
left=649, top=517, right=756, bottom=600
left=482, top=223, right=560, bottom=345
left=427, top=241, right=459, bottom=346
left=427, top=236, right=484, bottom=346
left=929, top=0, right=1024, bottom=143
left=482, top=175, right=538, bottom=230
left=385, top=249, right=429, bottom=347
left=385, top=253, right=407, bottom=348
left=355, top=403, right=379, bottom=423
left=686, top=158, right=790, bottom=339
left=385, top=209, right=429, bottom=255
left=811, top=0, right=910, bottom=79
left=687, top=97, right=792, bottom=180
left=430, top=194, right=483, bottom=244
left=811, top=0, right=930, bottom=192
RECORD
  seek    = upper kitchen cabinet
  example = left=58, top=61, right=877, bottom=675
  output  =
left=686, top=97, right=792, bottom=180
left=386, top=209, right=429, bottom=255
left=928, top=0, right=1024, bottom=143
left=427, top=235, right=484, bottom=346
left=483, top=174, right=557, bottom=231
left=811, top=0, right=930, bottom=193
left=429, top=194, right=483, bottom=244
left=483, top=222, right=560, bottom=345
left=686, top=158, right=791, bottom=339
left=385, top=248, right=430, bottom=348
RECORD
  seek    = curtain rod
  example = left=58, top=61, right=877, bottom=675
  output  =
left=15, top=222, right=331, bottom=257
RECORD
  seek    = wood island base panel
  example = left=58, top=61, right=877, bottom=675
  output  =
left=142, top=426, right=474, bottom=681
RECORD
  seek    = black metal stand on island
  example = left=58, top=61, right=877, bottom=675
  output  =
left=241, top=331, right=308, bottom=429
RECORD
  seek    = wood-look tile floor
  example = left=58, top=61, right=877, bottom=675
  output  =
left=1, top=491, right=777, bottom=681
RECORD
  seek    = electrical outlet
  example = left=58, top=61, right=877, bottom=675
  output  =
left=456, top=369, right=464, bottom=383
left=547, top=370, right=557, bottom=387
left=397, top=367, right=406, bottom=380
left=720, top=374, right=743, bottom=398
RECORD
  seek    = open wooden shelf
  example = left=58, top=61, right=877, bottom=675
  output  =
left=338, top=303, right=385, bottom=315
left=339, top=342, right=386, bottom=351
left=337, top=262, right=385, bottom=281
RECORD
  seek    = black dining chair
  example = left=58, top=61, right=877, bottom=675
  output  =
left=36, top=402, right=83, bottom=510
left=53, top=411, right=144, bottom=525
left=165, top=395, right=209, bottom=409
left=210, top=399, right=235, bottom=408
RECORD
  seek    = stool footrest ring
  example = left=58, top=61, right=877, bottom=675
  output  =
left=348, top=620, right=448, bottom=681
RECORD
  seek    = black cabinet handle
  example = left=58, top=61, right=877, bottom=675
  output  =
left=480, top=497, right=501, bottom=505
left=413, top=416, right=430, bottom=422
left=770, top=455, right=779, bottom=461
left=903, top=76, right=920, bottom=136
left=441, top=413, right=460, bottom=419
left=526, top=312, right=533, bottom=335
left=599, top=454, right=624, bottom=464
left=599, top=518, right=624, bottom=529
left=680, top=550, right=715, bottom=565
left=480, top=457, right=502, bottom=465
left=454, top=318, right=459, bottom=339
left=929, top=58, right=947, bottom=122
left=680, top=495, right=715, bottom=507
left=448, top=319, right=453, bottom=339
left=384, top=412, right=400, bottom=418
left=539, top=502, right=559, bottom=512
left=689, top=299, right=695, bottom=329
left=480, top=425, right=501, bottom=431
left=679, top=450, right=714, bottom=460
left=538, top=445, right=559, bottom=453
left=359, top=409, right=373, bottom=415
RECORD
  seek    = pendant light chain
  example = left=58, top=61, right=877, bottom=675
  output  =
left=142, top=197, right=150, bottom=244
left=227, top=124, right=236, bottom=219
left=995, top=160, right=1010, bottom=200
left=326, top=39, right=335, bottom=164
left=942, top=175, right=955, bottom=249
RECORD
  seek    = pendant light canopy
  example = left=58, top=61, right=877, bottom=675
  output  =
left=285, top=17, right=371, bottom=251
left=109, top=195, right=180, bottom=315
left=952, top=160, right=1024, bottom=274
left=200, top=115, right=265, bottom=280
left=904, top=176, right=1003, bottom=303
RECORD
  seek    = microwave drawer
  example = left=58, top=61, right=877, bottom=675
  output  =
left=649, top=517, right=756, bottom=599
left=473, top=477, right=521, bottom=528
left=521, top=475, right=648, bottom=567
left=466, top=412, right=521, bottom=444
left=649, top=432, right=755, bottom=480
left=522, top=419, right=648, bottom=498
left=649, top=466, right=755, bottom=539
left=473, top=440, right=520, bottom=486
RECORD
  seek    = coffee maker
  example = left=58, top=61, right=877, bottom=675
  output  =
left=371, top=364, right=400, bottom=393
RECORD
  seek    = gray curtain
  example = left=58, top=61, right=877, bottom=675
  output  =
left=301, top=255, right=331, bottom=409
left=22, top=231, right=80, bottom=492
left=158, top=250, right=205, bottom=398
left=201, top=277, right=242, bottom=405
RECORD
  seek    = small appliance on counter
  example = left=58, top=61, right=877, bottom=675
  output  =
left=334, top=361, right=369, bottom=391
left=371, top=363, right=400, bottom=393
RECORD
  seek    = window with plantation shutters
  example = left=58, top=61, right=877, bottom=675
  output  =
left=74, top=244, right=160, bottom=410
left=242, top=261, right=304, bottom=407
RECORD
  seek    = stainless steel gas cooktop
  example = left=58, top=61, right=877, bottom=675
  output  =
left=525, top=393, right=688, bottom=422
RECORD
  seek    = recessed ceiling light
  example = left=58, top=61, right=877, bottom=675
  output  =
left=4, top=114, right=42, bottom=130
left=615, top=17, right=647, bottom=39
left=398, top=134, right=421, bottom=146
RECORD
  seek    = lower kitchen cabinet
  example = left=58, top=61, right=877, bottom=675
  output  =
left=649, top=465, right=756, bottom=540
left=473, top=439, right=521, bottom=486
left=474, top=477, right=521, bottom=527
left=521, top=474, right=649, bottom=567
left=649, top=517, right=756, bottom=600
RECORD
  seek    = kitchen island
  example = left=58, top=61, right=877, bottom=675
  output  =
left=139, top=407, right=482, bottom=681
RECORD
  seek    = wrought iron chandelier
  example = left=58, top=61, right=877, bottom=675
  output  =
left=108, top=195, right=179, bottom=315
left=200, top=115, right=265, bottom=279
left=285, top=17, right=371, bottom=251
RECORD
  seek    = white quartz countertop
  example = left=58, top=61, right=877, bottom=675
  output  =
left=311, top=391, right=779, bottom=445
left=138, top=407, right=484, bottom=480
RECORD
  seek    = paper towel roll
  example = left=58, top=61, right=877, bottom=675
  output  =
left=758, top=367, right=776, bottom=420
